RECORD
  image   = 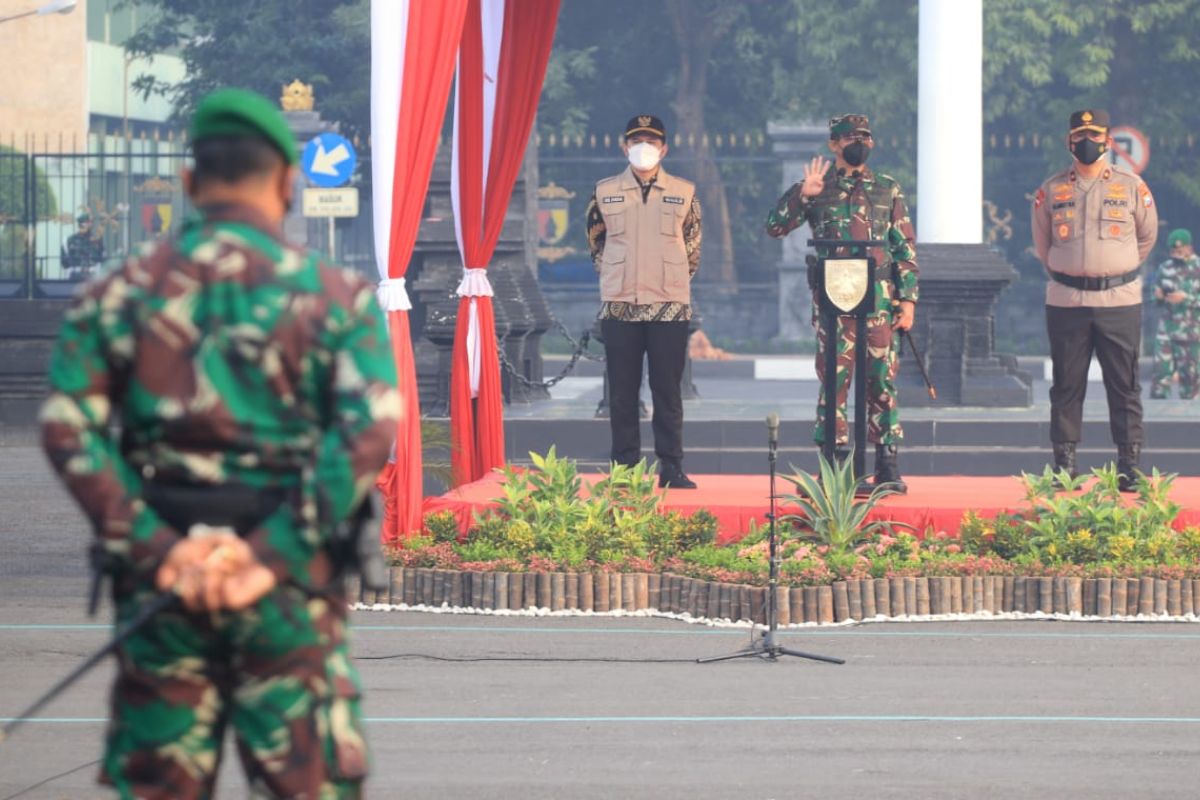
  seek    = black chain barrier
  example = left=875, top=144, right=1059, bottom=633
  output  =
left=496, top=318, right=604, bottom=391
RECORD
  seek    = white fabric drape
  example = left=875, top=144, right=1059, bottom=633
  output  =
left=370, top=0, right=411, bottom=311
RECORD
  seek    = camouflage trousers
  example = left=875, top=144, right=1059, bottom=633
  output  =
left=814, top=312, right=902, bottom=446
left=102, top=583, right=367, bottom=799
left=1151, top=333, right=1200, bottom=399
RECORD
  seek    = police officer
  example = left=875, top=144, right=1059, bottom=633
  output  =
left=61, top=212, right=106, bottom=280
left=1032, top=109, right=1158, bottom=490
left=765, top=114, right=919, bottom=493
left=586, top=114, right=702, bottom=489
left=1150, top=228, right=1200, bottom=399
left=40, top=88, right=400, bottom=798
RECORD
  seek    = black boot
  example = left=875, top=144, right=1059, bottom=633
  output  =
left=873, top=444, right=907, bottom=495
left=1117, top=443, right=1141, bottom=493
left=1052, top=442, right=1078, bottom=481
left=658, top=462, right=697, bottom=490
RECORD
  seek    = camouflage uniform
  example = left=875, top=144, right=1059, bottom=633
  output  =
left=764, top=118, right=918, bottom=447
left=40, top=199, right=399, bottom=796
left=1150, top=253, right=1200, bottom=398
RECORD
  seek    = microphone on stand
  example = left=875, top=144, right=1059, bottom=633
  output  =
left=766, top=412, right=780, bottom=451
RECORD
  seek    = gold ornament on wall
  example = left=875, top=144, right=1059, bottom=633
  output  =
left=280, top=80, right=315, bottom=112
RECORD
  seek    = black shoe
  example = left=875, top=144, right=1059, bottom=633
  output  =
left=1117, top=443, right=1141, bottom=493
left=873, top=444, right=907, bottom=495
left=658, top=470, right=697, bottom=489
left=1052, top=442, right=1078, bottom=487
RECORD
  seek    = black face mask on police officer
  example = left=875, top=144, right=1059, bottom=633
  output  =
left=842, top=141, right=870, bottom=167
left=1071, top=138, right=1106, bottom=165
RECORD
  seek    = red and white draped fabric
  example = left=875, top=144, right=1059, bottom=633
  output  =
left=450, top=0, right=561, bottom=485
left=370, top=0, right=468, bottom=542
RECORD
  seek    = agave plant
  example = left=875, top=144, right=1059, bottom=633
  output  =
left=781, top=452, right=908, bottom=556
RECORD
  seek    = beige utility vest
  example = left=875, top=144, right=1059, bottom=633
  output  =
left=595, top=166, right=695, bottom=305
left=1032, top=164, right=1158, bottom=308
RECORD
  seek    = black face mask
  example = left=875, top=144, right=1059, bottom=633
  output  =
left=842, top=141, right=870, bottom=167
left=1071, top=138, right=1106, bottom=165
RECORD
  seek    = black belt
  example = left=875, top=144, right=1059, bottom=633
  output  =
left=143, top=482, right=290, bottom=536
left=1050, top=268, right=1140, bottom=291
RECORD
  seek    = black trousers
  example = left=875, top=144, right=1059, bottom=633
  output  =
left=602, top=318, right=689, bottom=469
left=1046, top=304, right=1143, bottom=445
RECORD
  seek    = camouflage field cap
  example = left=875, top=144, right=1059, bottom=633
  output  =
left=624, top=114, right=666, bottom=141
left=1069, top=109, right=1110, bottom=133
left=189, top=88, right=299, bottom=165
left=830, top=114, right=871, bottom=138
left=1168, top=228, right=1193, bottom=248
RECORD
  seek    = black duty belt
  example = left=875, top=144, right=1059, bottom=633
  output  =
left=143, top=482, right=289, bottom=536
left=1049, top=268, right=1140, bottom=292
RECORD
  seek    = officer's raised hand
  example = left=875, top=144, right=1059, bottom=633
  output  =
left=800, top=155, right=830, bottom=197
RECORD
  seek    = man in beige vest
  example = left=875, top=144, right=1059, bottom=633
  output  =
left=1032, top=108, right=1158, bottom=491
left=585, top=114, right=702, bottom=488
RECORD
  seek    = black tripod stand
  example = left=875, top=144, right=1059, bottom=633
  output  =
left=698, top=414, right=844, bottom=665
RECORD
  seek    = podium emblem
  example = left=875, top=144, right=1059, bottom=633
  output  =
left=823, top=258, right=870, bottom=313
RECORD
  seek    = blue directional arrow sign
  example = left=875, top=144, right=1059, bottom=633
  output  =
left=301, top=132, right=357, bottom=188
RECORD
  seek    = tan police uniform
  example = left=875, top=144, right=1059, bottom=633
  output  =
left=1030, top=109, right=1159, bottom=485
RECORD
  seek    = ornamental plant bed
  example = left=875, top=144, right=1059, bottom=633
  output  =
left=373, top=450, right=1200, bottom=623
left=351, top=568, right=1200, bottom=623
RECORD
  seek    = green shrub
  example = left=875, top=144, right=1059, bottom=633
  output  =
left=423, top=510, right=461, bottom=544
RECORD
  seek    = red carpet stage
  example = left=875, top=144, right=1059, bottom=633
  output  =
left=424, top=474, right=1200, bottom=543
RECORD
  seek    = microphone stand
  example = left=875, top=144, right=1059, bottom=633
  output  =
left=698, top=414, right=845, bottom=665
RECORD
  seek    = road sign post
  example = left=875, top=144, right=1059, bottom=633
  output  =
left=1109, top=125, right=1149, bottom=175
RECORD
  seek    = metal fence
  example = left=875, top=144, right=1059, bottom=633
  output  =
left=0, top=138, right=192, bottom=299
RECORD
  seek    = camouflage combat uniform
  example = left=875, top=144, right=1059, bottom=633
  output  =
left=1150, top=253, right=1200, bottom=398
left=40, top=203, right=400, bottom=799
left=765, top=163, right=919, bottom=446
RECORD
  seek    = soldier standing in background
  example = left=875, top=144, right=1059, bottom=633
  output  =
left=61, top=212, right=106, bottom=280
left=1032, top=109, right=1158, bottom=491
left=764, top=114, right=919, bottom=494
left=39, top=88, right=400, bottom=798
left=1150, top=228, right=1200, bottom=399
left=586, top=114, right=702, bottom=489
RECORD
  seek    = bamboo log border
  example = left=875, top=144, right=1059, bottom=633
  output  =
left=351, top=570, right=1200, bottom=623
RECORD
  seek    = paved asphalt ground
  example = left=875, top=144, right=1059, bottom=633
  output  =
left=4, top=444, right=1200, bottom=798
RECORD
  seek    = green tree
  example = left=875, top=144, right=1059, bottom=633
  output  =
left=0, top=146, right=58, bottom=279
left=123, top=0, right=370, bottom=136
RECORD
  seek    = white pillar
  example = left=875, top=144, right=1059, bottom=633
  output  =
left=917, top=0, right=982, bottom=244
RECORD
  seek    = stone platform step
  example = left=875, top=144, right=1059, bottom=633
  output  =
left=502, top=418, right=1200, bottom=476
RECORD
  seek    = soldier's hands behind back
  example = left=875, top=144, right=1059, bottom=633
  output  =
left=156, top=533, right=276, bottom=612
left=800, top=156, right=829, bottom=197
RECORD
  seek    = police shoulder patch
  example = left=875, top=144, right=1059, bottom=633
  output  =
left=663, top=196, right=684, bottom=205
left=1139, top=183, right=1154, bottom=208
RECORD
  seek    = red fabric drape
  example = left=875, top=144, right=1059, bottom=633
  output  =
left=374, top=0, right=469, bottom=543
left=450, top=0, right=562, bottom=486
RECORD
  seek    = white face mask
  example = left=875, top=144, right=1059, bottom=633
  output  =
left=627, top=142, right=662, bottom=171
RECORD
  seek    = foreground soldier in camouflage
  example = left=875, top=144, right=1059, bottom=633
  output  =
left=765, top=114, right=919, bottom=493
left=39, top=88, right=400, bottom=799
left=1150, top=228, right=1200, bottom=399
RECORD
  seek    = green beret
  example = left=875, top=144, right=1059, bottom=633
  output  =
left=1168, top=228, right=1192, bottom=248
left=189, top=88, right=298, bottom=165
